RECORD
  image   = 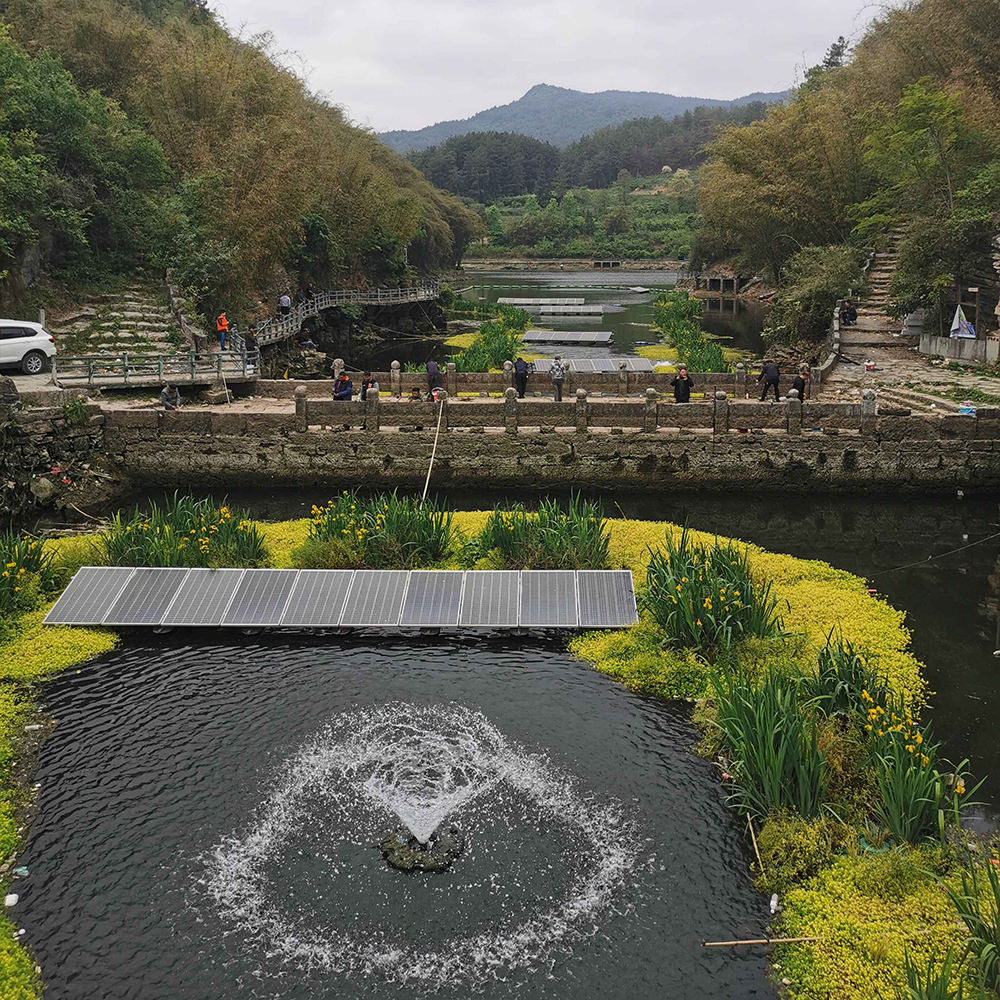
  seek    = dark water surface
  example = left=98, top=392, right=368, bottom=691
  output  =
left=19, top=640, right=772, bottom=999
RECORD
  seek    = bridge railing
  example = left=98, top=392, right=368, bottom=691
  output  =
left=53, top=350, right=260, bottom=386
left=245, top=281, right=441, bottom=348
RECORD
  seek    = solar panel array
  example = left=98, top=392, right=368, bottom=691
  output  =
left=523, top=330, right=614, bottom=344
left=536, top=305, right=607, bottom=315
left=497, top=297, right=585, bottom=306
left=43, top=567, right=638, bottom=630
left=531, top=358, right=653, bottom=374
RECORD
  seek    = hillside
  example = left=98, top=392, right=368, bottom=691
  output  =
left=380, top=83, right=788, bottom=152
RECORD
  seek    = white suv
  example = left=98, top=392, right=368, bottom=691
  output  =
left=0, top=321, right=57, bottom=375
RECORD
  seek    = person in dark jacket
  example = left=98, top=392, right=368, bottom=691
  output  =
left=513, top=357, right=529, bottom=398
left=332, top=374, right=353, bottom=400
left=671, top=367, right=694, bottom=403
left=792, top=370, right=810, bottom=399
left=841, top=300, right=858, bottom=326
left=359, top=372, right=378, bottom=401
left=160, top=384, right=181, bottom=410
left=758, top=360, right=780, bottom=402
left=426, top=359, right=441, bottom=397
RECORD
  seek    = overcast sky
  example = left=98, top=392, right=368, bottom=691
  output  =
left=211, top=0, right=883, bottom=133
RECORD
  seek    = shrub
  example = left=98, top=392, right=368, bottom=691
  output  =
left=95, top=494, right=266, bottom=568
left=712, top=667, right=828, bottom=820
left=465, top=495, right=610, bottom=570
left=296, top=492, right=453, bottom=569
left=756, top=812, right=840, bottom=895
left=451, top=305, right=530, bottom=372
left=643, top=526, right=785, bottom=654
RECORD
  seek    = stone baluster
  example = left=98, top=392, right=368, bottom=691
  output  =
left=435, top=389, right=449, bottom=431
left=643, top=387, right=658, bottom=433
left=735, top=363, right=747, bottom=398
left=861, top=388, right=877, bottom=435
left=575, top=389, right=588, bottom=433
left=787, top=388, right=802, bottom=435
left=618, top=360, right=628, bottom=397
left=503, top=360, right=514, bottom=392
left=294, top=385, right=308, bottom=432
left=713, top=391, right=729, bottom=435
left=365, top=388, right=380, bottom=432
left=391, top=360, right=401, bottom=398
left=333, top=358, right=344, bottom=382
left=504, top=387, right=518, bottom=435
left=446, top=362, right=458, bottom=398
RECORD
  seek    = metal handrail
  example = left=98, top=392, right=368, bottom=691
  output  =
left=53, top=350, right=260, bottom=385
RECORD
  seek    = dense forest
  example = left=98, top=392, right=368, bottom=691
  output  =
left=0, top=0, right=481, bottom=322
left=381, top=82, right=787, bottom=153
left=409, top=104, right=771, bottom=205
left=695, top=2, right=1000, bottom=341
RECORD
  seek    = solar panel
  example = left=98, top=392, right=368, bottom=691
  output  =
left=161, top=568, right=247, bottom=626
left=578, top=570, right=638, bottom=628
left=459, top=571, right=519, bottom=627
left=520, top=571, right=579, bottom=627
left=280, top=570, right=354, bottom=626
left=399, top=571, right=464, bottom=626
left=497, top=297, right=585, bottom=306
left=523, top=331, right=613, bottom=344
left=340, top=570, right=410, bottom=626
left=222, top=569, right=299, bottom=626
left=44, top=566, right=136, bottom=625
left=103, top=567, right=190, bottom=625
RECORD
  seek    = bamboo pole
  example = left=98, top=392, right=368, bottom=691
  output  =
left=747, top=814, right=765, bottom=878
left=702, top=937, right=822, bottom=948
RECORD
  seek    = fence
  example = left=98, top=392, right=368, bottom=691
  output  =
left=53, top=350, right=259, bottom=387
left=289, top=386, right=889, bottom=436
left=247, top=281, right=441, bottom=347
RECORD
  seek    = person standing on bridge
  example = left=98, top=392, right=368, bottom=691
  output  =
left=513, top=357, right=529, bottom=398
left=757, top=359, right=780, bottom=402
left=216, top=311, right=228, bottom=350
left=304, top=282, right=315, bottom=303
left=550, top=356, right=566, bottom=402
left=279, top=292, right=291, bottom=318
left=671, top=366, right=694, bottom=403
left=332, top=372, right=353, bottom=400
left=426, top=359, right=441, bottom=398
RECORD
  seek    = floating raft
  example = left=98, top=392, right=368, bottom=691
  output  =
left=44, top=567, right=638, bottom=630
left=523, top=330, right=614, bottom=345
left=497, top=297, right=585, bottom=306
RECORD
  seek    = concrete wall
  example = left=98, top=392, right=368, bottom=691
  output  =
left=919, top=333, right=1000, bottom=364
left=101, top=400, right=1000, bottom=495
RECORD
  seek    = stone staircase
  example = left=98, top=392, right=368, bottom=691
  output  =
left=48, top=283, right=184, bottom=355
left=840, top=242, right=908, bottom=348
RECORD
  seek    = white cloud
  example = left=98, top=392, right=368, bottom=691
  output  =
left=211, top=0, right=882, bottom=132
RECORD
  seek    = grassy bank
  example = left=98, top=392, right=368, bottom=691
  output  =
left=0, top=502, right=983, bottom=1000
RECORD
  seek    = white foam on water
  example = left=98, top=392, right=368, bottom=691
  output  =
left=205, top=702, right=641, bottom=989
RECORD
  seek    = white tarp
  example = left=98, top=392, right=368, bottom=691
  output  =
left=950, top=304, right=977, bottom=339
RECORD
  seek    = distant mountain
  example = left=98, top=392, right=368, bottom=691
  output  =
left=380, top=83, right=788, bottom=152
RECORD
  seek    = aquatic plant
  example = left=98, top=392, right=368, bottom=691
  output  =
left=900, top=948, right=969, bottom=1000
left=948, top=861, right=1000, bottom=994
left=754, top=812, right=843, bottom=895
left=298, top=492, right=453, bottom=570
left=95, top=494, right=266, bottom=568
left=451, top=305, right=530, bottom=372
left=643, top=526, right=785, bottom=654
left=465, top=495, right=610, bottom=570
left=711, top=668, right=828, bottom=820
left=804, top=631, right=891, bottom=718
left=0, top=531, right=57, bottom=621
left=651, top=290, right=728, bottom=373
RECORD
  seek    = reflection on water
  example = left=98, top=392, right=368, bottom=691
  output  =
left=19, top=641, right=772, bottom=999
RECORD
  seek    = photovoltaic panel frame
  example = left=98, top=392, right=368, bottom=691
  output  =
left=280, top=570, right=355, bottom=626
left=161, top=568, right=247, bottom=626
left=458, top=571, right=519, bottom=627
left=222, top=569, right=299, bottom=626
left=577, top=570, right=638, bottom=628
left=399, top=571, right=464, bottom=626
left=519, top=571, right=579, bottom=627
left=43, top=566, right=136, bottom=625
left=103, top=567, right=190, bottom=625
left=340, top=571, right=410, bottom=626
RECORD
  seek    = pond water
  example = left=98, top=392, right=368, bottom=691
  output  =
left=457, top=271, right=767, bottom=360
left=18, top=640, right=772, bottom=999
left=73, top=485, right=1000, bottom=821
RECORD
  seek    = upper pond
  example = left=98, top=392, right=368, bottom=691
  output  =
left=19, top=640, right=771, bottom=999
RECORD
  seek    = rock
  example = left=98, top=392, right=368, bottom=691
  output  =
left=29, top=477, right=57, bottom=502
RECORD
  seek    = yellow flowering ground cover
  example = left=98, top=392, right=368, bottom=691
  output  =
left=0, top=512, right=941, bottom=999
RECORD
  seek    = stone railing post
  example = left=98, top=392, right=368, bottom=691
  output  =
left=504, top=387, right=518, bottom=435
left=333, top=358, right=344, bottom=382
left=294, top=385, right=308, bottom=432
left=643, top=388, right=658, bottom=432
left=861, top=388, right=876, bottom=435
left=618, top=360, right=628, bottom=396
left=446, top=362, right=458, bottom=397
left=735, top=363, right=746, bottom=398
left=575, top=389, right=588, bottom=433
left=365, top=388, right=380, bottom=432
left=503, top=360, right=514, bottom=391
left=787, top=388, right=802, bottom=435
left=391, top=360, right=401, bottom=398
left=435, top=389, right=449, bottom=431
left=713, top=390, right=729, bottom=435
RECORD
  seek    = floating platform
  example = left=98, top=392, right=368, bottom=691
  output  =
left=523, top=330, right=614, bottom=345
left=497, top=298, right=585, bottom=306
left=531, top=358, right=653, bottom=373
left=44, top=567, right=638, bottom=630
